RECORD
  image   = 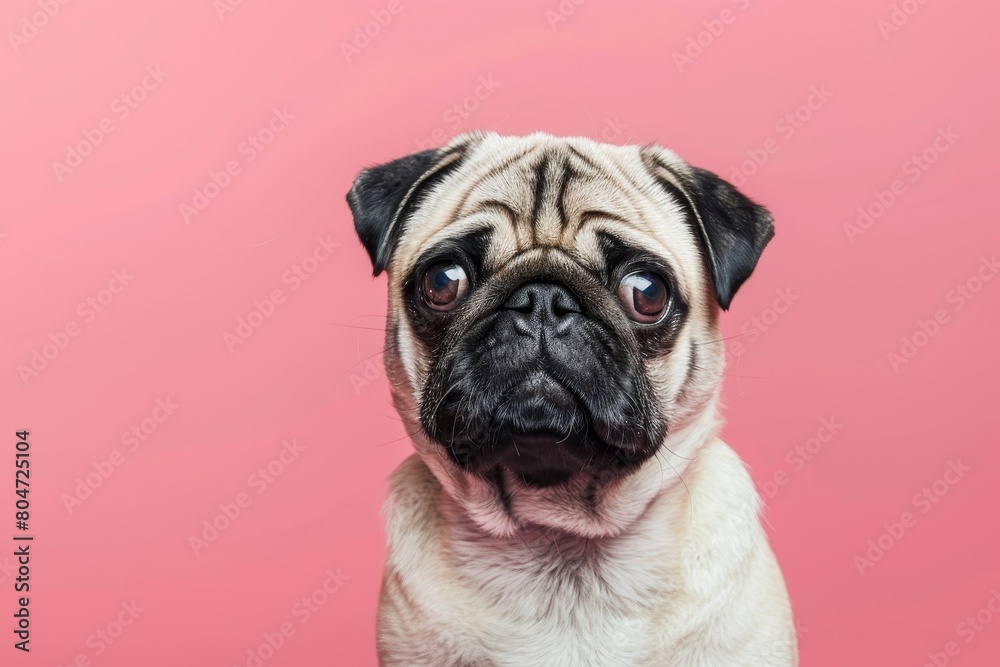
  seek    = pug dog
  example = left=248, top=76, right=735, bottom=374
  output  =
left=346, top=132, right=797, bottom=667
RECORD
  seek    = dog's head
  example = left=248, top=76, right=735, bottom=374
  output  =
left=347, top=132, right=773, bottom=537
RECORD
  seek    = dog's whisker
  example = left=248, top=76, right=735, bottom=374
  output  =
left=335, top=345, right=390, bottom=381
left=653, top=447, right=665, bottom=493
left=324, top=322, right=387, bottom=332
left=372, top=424, right=423, bottom=448
left=658, top=449, right=690, bottom=497
left=692, top=332, right=751, bottom=346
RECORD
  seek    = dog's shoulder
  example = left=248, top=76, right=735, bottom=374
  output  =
left=383, top=455, right=442, bottom=557
left=657, top=438, right=797, bottom=665
left=673, top=438, right=767, bottom=582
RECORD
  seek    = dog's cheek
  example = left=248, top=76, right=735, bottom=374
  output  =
left=644, top=324, right=704, bottom=419
left=644, top=354, right=683, bottom=422
left=385, top=309, right=433, bottom=406
left=675, top=318, right=727, bottom=420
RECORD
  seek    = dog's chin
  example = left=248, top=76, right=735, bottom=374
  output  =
left=439, top=417, right=650, bottom=490
left=440, top=420, right=600, bottom=489
left=492, top=430, right=592, bottom=487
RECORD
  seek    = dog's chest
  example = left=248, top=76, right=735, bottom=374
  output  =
left=443, top=532, right=675, bottom=666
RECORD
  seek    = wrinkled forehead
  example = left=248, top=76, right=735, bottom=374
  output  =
left=391, top=137, right=703, bottom=287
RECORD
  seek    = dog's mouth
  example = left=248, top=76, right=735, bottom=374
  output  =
left=439, top=370, right=600, bottom=486
left=433, top=370, right=642, bottom=488
left=428, top=363, right=658, bottom=487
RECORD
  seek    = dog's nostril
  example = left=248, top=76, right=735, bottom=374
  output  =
left=504, top=289, right=534, bottom=314
left=552, top=291, right=581, bottom=317
left=504, top=282, right=582, bottom=323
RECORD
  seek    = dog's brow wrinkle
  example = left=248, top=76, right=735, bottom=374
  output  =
left=556, top=161, right=574, bottom=232
left=562, top=147, right=656, bottom=243
left=566, top=144, right=601, bottom=173
left=464, top=199, right=519, bottom=227
left=530, top=154, right=550, bottom=245
left=579, top=210, right=629, bottom=226
left=443, top=147, right=541, bottom=238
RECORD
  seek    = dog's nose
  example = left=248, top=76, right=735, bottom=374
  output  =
left=503, top=282, right=582, bottom=336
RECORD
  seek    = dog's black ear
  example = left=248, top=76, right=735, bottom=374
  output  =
left=347, top=147, right=466, bottom=276
left=646, top=156, right=774, bottom=310
left=681, top=167, right=775, bottom=310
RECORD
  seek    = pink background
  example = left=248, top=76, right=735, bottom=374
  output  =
left=2, top=0, right=999, bottom=665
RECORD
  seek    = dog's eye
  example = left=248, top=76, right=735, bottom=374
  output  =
left=420, top=261, right=468, bottom=311
left=617, top=272, right=669, bottom=323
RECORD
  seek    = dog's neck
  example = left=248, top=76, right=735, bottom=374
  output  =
left=409, top=413, right=762, bottom=625
left=437, top=473, right=688, bottom=615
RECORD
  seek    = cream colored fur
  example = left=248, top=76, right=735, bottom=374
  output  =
left=372, top=132, right=797, bottom=666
